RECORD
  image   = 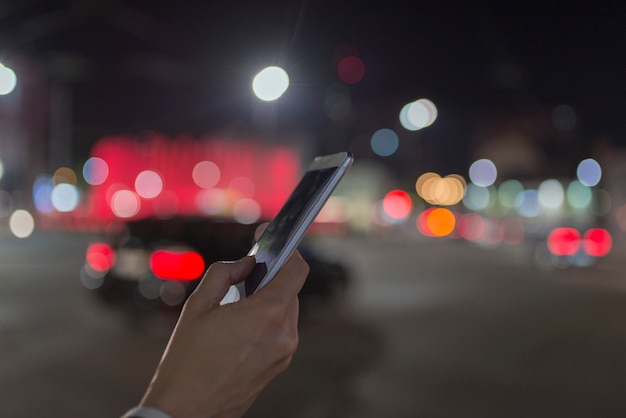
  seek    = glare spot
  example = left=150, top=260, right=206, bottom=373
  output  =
left=233, top=198, right=261, bottom=224
left=576, top=158, right=602, bottom=187
left=462, top=183, right=491, bottom=211
left=135, top=170, right=163, bottom=198
left=552, top=104, right=576, bottom=132
left=111, top=190, right=141, bottom=218
left=337, top=56, right=365, bottom=84
left=193, top=161, right=221, bottom=189
left=252, top=66, right=289, bottom=101
left=567, top=180, right=592, bottom=209
left=83, top=157, right=109, bottom=185
left=371, top=128, right=399, bottom=157
left=498, top=179, right=524, bottom=209
left=538, top=179, right=564, bottom=210
left=469, top=159, right=497, bottom=187
left=51, top=183, right=80, bottom=212
left=9, top=209, right=35, bottom=238
left=0, top=63, right=17, bottom=95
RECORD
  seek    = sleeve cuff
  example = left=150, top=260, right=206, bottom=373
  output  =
left=122, top=405, right=174, bottom=418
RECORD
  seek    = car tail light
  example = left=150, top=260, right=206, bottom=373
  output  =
left=149, top=250, right=205, bottom=280
left=547, top=227, right=580, bottom=256
left=86, top=242, right=115, bottom=272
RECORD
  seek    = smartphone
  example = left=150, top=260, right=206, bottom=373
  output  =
left=224, top=152, right=353, bottom=301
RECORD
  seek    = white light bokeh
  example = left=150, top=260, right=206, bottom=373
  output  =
left=192, top=161, right=221, bottom=189
left=51, top=183, right=80, bottom=212
left=0, top=63, right=17, bottom=95
left=252, top=66, right=289, bottom=101
left=9, top=209, right=35, bottom=238
left=135, top=170, right=163, bottom=198
left=498, top=179, right=524, bottom=209
left=538, top=179, right=564, bottom=210
left=576, top=158, right=602, bottom=187
left=516, top=189, right=542, bottom=218
left=469, top=159, right=497, bottom=187
left=399, top=98, right=438, bottom=131
left=233, top=198, right=261, bottom=224
left=111, top=190, right=141, bottom=218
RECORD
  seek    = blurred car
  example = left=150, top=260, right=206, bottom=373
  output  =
left=81, top=216, right=350, bottom=318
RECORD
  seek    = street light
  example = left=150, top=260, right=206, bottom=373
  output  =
left=252, top=66, right=289, bottom=101
left=0, top=63, right=17, bottom=95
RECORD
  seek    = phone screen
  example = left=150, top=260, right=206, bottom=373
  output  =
left=244, top=167, right=336, bottom=296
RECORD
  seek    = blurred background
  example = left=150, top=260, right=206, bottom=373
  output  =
left=1, top=0, right=626, bottom=417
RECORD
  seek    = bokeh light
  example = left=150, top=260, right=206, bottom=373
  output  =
left=0, top=63, right=17, bottom=95
left=192, top=161, right=221, bottom=189
left=196, top=188, right=229, bottom=215
left=135, top=170, right=163, bottom=198
left=53, top=167, right=77, bottom=185
left=33, top=175, right=54, bottom=214
left=516, top=189, right=542, bottom=217
left=547, top=227, right=580, bottom=256
left=469, top=159, right=497, bottom=187
left=538, top=179, right=564, bottom=210
left=9, top=209, right=35, bottom=238
left=567, top=180, right=592, bottom=209
left=576, top=158, right=602, bottom=187
left=229, top=177, right=255, bottom=198
left=51, top=183, right=80, bottom=212
left=337, top=56, right=365, bottom=84
left=456, top=213, right=485, bottom=241
left=252, top=66, right=289, bottom=101
left=416, top=173, right=466, bottom=206
left=399, top=99, right=438, bottom=131
left=583, top=228, right=612, bottom=257
left=498, top=179, right=524, bottom=209
left=111, top=190, right=141, bottom=218
left=425, top=208, right=456, bottom=237
left=233, top=198, right=261, bottom=224
left=382, top=189, right=412, bottom=220
left=462, top=183, right=491, bottom=211
left=83, top=157, right=109, bottom=185
left=370, top=128, right=399, bottom=157
left=552, top=104, right=576, bottom=132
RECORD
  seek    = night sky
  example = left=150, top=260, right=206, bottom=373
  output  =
left=1, top=0, right=625, bottom=174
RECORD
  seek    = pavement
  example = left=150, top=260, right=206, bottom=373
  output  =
left=2, top=231, right=626, bottom=417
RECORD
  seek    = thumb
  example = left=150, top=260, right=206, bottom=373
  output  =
left=191, top=256, right=256, bottom=309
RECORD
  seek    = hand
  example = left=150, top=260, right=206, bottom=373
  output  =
left=139, top=225, right=309, bottom=418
